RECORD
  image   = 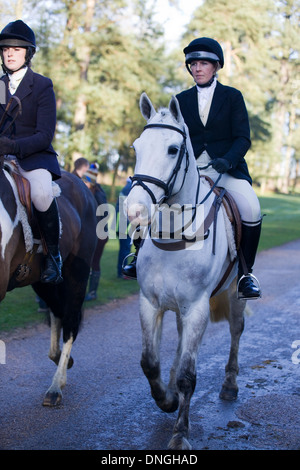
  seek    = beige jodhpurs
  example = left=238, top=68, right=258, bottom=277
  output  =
left=18, top=167, right=54, bottom=212
left=197, top=153, right=261, bottom=226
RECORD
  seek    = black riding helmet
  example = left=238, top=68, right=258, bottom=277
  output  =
left=0, top=20, right=36, bottom=74
left=184, top=37, right=224, bottom=75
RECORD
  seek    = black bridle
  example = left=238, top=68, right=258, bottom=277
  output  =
left=130, top=123, right=190, bottom=205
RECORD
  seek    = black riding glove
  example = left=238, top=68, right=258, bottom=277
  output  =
left=0, top=136, right=20, bottom=156
left=211, top=158, right=231, bottom=174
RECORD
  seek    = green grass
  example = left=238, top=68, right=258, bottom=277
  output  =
left=258, top=192, right=300, bottom=251
left=0, top=239, right=139, bottom=332
left=0, top=192, right=299, bottom=332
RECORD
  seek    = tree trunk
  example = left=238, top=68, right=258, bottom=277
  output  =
left=71, top=0, right=96, bottom=164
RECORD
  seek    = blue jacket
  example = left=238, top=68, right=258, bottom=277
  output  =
left=0, top=67, right=61, bottom=179
left=176, top=82, right=252, bottom=183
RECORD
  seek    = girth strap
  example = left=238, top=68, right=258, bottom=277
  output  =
left=151, top=190, right=223, bottom=252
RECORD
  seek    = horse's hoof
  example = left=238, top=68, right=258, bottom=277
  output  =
left=42, top=391, right=62, bottom=407
left=168, top=434, right=192, bottom=450
left=219, top=386, right=238, bottom=401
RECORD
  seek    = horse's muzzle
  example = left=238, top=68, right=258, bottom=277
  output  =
left=127, top=202, right=150, bottom=226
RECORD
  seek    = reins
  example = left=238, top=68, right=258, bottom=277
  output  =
left=197, top=162, right=222, bottom=204
left=131, top=122, right=222, bottom=209
left=0, top=95, right=22, bottom=136
left=130, top=121, right=225, bottom=243
left=0, top=96, right=22, bottom=169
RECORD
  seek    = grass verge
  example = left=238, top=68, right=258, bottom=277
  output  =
left=0, top=192, right=299, bottom=332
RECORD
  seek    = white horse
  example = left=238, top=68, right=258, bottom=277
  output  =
left=125, top=93, right=246, bottom=450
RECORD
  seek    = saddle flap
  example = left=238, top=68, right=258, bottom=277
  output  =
left=202, top=175, right=242, bottom=251
left=6, top=161, right=32, bottom=220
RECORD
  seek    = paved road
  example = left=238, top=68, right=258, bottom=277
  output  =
left=0, top=240, right=299, bottom=451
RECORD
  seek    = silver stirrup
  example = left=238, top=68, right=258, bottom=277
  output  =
left=122, top=253, right=137, bottom=270
left=237, top=273, right=261, bottom=300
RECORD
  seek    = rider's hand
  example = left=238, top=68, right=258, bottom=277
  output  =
left=211, top=158, right=231, bottom=174
left=0, top=136, right=19, bottom=156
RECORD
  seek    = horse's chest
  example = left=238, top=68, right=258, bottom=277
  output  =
left=138, top=248, right=212, bottom=310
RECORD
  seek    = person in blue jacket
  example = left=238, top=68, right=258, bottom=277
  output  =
left=0, top=20, right=62, bottom=284
left=176, top=37, right=262, bottom=299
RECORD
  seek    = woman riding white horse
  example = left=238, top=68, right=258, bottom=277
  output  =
left=124, top=37, right=262, bottom=301
left=126, top=93, right=246, bottom=449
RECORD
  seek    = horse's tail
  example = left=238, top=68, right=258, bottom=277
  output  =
left=209, top=290, right=230, bottom=322
left=209, top=284, right=252, bottom=322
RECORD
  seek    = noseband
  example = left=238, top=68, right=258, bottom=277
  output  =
left=130, top=123, right=189, bottom=205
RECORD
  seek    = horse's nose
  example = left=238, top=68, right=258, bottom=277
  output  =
left=127, top=202, right=149, bottom=225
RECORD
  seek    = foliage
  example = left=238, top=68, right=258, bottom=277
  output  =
left=180, top=0, right=300, bottom=192
left=0, top=0, right=299, bottom=188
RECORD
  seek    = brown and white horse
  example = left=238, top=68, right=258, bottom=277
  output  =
left=0, top=164, right=97, bottom=406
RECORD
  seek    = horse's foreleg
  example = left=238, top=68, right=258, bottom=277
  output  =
left=48, top=312, right=61, bottom=365
left=139, top=293, right=179, bottom=413
left=167, top=311, right=183, bottom=395
left=43, top=335, right=73, bottom=406
left=48, top=312, right=74, bottom=369
left=168, top=302, right=209, bottom=450
left=219, top=282, right=246, bottom=401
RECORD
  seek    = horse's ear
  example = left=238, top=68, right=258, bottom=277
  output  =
left=140, top=92, right=156, bottom=121
left=169, top=96, right=184, bottom=125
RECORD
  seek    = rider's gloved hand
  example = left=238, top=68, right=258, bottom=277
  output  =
left=0, top=136, right=20, bottom=156
left=211, top=158, right=231, bottom=174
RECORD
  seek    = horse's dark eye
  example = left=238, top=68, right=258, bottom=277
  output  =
left=168, top=146, right=178, bottom=156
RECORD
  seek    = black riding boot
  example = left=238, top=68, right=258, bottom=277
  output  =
left=35, top=199, right=63, bottom=284
left=122, top=237, right=141, bottom=280
left=238, top=222, right=262, bottom=299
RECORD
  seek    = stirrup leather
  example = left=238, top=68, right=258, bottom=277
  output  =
left=237, top=273, right=261, bottom=300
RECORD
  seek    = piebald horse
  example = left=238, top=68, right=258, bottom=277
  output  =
left=0, top=164, right=97, bottom=406
left=126, top=93, right=246, bottom=449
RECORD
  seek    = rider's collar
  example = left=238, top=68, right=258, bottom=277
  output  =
left=8, top=67, right=27, bottom=94
left=197, top=75, right=216, bottom=89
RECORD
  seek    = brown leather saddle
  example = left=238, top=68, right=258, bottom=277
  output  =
left=6, top=160, right=33, bottom=221
left=202, top=176, right=242, bottom=297
left=203, top=175, right=242, bottom=252
left=150, top=175, right=242, bottom=297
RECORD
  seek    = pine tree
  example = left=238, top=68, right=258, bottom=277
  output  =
left=178, top=0, right=299, bottom=191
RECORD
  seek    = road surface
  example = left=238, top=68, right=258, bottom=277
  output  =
left=0, top=240, right=299, bottom=451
